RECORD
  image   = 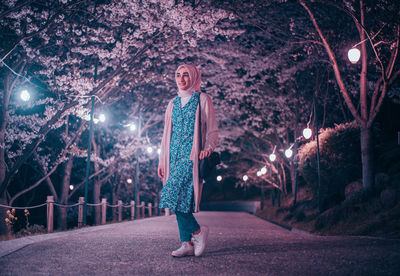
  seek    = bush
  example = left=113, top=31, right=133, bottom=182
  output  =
left=15, top=224, right=46, bottom=237
left=298, top=121, right=361, bottom=211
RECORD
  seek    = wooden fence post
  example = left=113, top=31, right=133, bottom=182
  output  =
left=141, top=201, right=145, bottom=218
left=131, top=200, right=135, bottom=220
left=155, top=202, right=159, bottom=216
left=118, top=200, right=122, bottom=222
left=165, top=208, right=170, bottom=216
left=148, top=203, right=152, bottom=217
left=46, top=196, right=54, bottom=233
left=78, top=197, right=84, bottom=227
left=101, top=198, right=107, bottom=225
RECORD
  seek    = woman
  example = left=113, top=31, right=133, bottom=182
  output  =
left=158, top=64, right=218, bottom=257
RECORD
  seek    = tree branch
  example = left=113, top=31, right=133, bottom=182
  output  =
left=67, top=166, right=108, bottom=199
left=0, top=100, right=78, bottom=195
left=299, top=0, right=364, bottom=125
left=0, top=0, right=34, bottom=20
left=9, top=157, right=60, bottom=206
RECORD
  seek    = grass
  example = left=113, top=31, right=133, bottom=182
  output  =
left=256, top=186, right=400, bottom=239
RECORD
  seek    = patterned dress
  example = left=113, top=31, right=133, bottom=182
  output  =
left=159, top=93, right=200, bottom=213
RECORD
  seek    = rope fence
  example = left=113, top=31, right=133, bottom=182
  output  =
left=1, top=196, right=171, bottom=233
left=0, top=203, right=47, bottom=210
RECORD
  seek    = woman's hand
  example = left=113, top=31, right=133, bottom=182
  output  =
left=199, top=150, right=212, bottom=160
left=158, top=166, right=165, bottom=179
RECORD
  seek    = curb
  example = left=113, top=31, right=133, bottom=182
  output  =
left=254, top=214, right=314, bottom=236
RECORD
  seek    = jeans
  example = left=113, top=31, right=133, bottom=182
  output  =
left=175, top=211, right=200, bottom=242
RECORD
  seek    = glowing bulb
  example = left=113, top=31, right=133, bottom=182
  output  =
left=129, top=123, right=136, bottom=131
left=261, top=167, right=267, bottom=175
left=217, top=175, right=222, bottom=182
left=127, top=178, right=132, bottom=184
left=243, top=175, right=248, bottom=181
left=285, top=148, right=293, bottom=158
left=303, top=127, right=312, bottom=139
left=348, top=48, right=360, bottom=64
left=69, top=185, right=74, bottom=190
left=257, top=171, right=262, bottom=177
left=269, top=153, right=276, bottom=162
left=20, top=89, right=30, bottom=101
left=147, top=147, right=153, bottom=154
left=99, top=113, right=106, bottom=122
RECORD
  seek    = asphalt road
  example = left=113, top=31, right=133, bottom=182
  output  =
left=0, top=212, right=399, bottom=275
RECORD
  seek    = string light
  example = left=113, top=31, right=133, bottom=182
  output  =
left=303, top=127, right=312, bottom=139
left=261, top=167, right=267, bottom=175
left=348, top=48, right=361, bottom=64
left=217, top=175, right=222, bottom=182
left=127, top=178, right=132, bottom=184
left=285, top=148, right=293, bottom=158
left=243, top=175, right=248, bottom=181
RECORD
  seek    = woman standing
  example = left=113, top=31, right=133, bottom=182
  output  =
left=158, top=64, right=218, bottom=257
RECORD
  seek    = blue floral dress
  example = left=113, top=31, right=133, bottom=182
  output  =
left=159, top=93, right=200, bottom=213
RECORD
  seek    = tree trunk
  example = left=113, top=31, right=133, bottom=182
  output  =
left=112, top=190, right=118, bottom=222
left=0, top=73, right=12, bottom=235
left=57, top=158, right=73, bottom=230
left=0, top=192, right=8, bottom=235
left=290, top=164, right=296, bottom=197
left=360, top=125, right=374, bottom=189
left=0, top=137, right=7, bottom=235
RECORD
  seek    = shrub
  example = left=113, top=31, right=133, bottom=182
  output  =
left=297, top=121, right=361, bottom=211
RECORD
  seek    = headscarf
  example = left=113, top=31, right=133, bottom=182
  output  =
left=176, top=64, right=201, bottom=97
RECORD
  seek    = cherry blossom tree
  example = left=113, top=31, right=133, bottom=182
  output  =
left=0, top=0, right=240, bottom=233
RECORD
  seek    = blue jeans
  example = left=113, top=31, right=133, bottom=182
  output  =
left=175, top=211, right=200, bottom=242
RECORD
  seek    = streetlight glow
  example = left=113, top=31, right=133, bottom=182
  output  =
left=285, top=148, right=293, bottom=158
left=348, top=48, right=361, bottom=64
left=20, top=89, right=30, bottom=101
left=99, top=113, right=106, bottom=122
left=303, top=127, right=312, bottom=139
left=217, top=175, right=222, bottom=182
left=243, top=175, right=248, bottom=181
left=269, top=153, right=276, bottom=162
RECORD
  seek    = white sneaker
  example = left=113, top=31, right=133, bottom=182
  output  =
left=171, top=242, right=194, bottom=257
left=192, top=226, right=209, bottom=257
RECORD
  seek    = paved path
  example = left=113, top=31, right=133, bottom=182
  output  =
left=0, top=212, right=399, bottom=275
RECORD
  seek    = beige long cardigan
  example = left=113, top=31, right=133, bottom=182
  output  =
left=158, top=93, right=219, bottom=213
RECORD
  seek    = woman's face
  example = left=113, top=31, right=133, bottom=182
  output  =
left=176, top=67, right=191, bottom=90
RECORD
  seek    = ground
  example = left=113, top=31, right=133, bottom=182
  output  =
left=1, top=212, right=399, bottom=275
